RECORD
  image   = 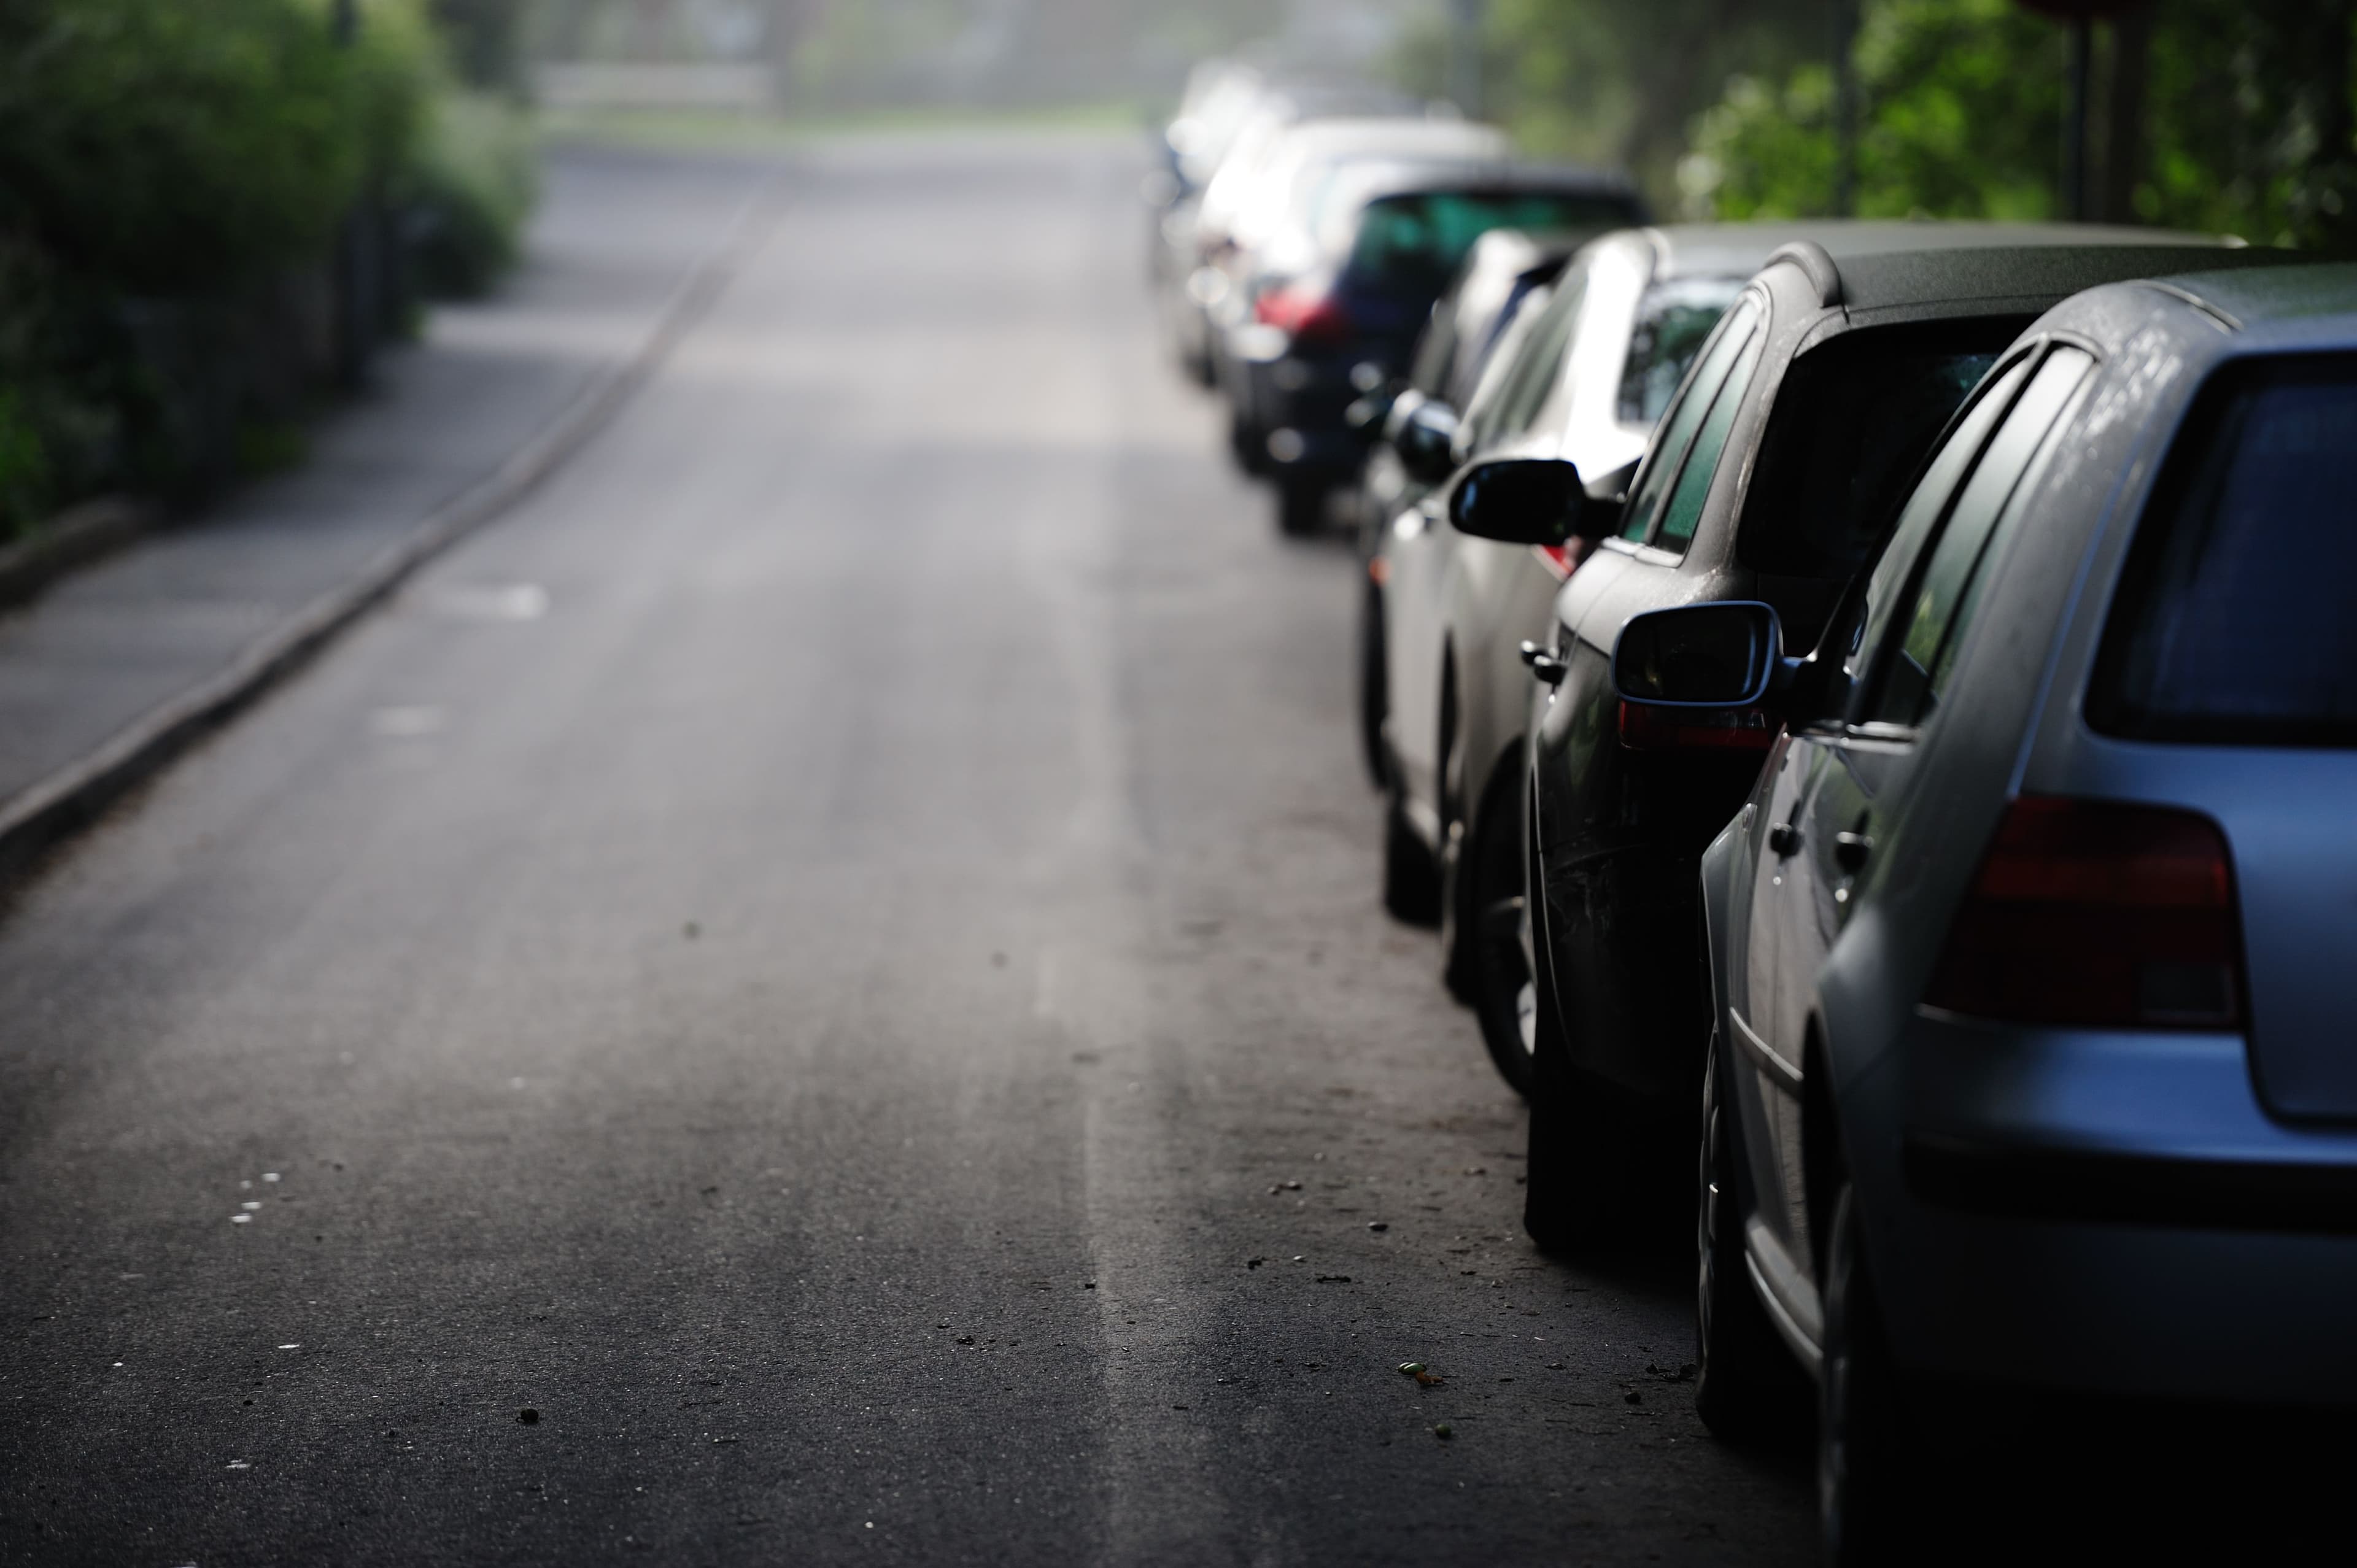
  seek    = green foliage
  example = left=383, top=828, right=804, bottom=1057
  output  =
left=0, top=0, right=415, bottom=296
left=0, top=0, right=538, bottom=536
left=403, top=87, right=539, bottom=296
left=1479, top=0, right=1825, bottom=200
left=1688, top=0, right=2061, bottom=221
left=1679, top=0, right=2356, bottom=249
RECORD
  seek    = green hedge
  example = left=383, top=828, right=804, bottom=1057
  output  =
left=0, top=0, right=537, bottom=537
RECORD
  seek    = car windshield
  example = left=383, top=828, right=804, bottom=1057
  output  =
left=1736, top=320, right=2019, bottom=581
left=2090, top=353, right=2357, bottom=746
left=1617, top=277, right=1747, bottom=425
left=1345, top=190, right=1636, bottom=293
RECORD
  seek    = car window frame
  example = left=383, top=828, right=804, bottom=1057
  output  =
left=1606, top=290, right=1763, bottom=555
left=1782, top=341, right=2040, bottom=741
left=1848, top=339, right=2099, bottom=741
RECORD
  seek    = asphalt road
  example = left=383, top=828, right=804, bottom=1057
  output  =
left=0, top=136, right=1813, bottom=1566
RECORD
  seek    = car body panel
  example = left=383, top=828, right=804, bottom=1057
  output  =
left=1700, top=260, right=2357, bottom=1408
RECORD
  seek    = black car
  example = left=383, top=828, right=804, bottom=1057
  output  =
left=1446, top=223, right=2293, bottom=1248
left=1218, top=160, right=1644, bottom=534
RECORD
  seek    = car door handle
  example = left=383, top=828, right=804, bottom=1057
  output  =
left=1834, top=831, right=1874, bottom=872
left=1520, top=641, right=1568, bottom=686
left=1767, top=822, right=1802, bottom=857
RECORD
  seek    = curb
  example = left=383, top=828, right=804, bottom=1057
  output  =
left=0, top=497, right=155, bottom=613
left=0, top=173, right=784, bottom=890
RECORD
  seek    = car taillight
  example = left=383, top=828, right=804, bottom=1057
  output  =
left=1255, top=285, right=1352, bottom=346
left=1533, top=543, right=1574, bottom=581
left=1922, top=796, right=2243, bottom=1030
left=1615, top=701, right=1776, bottom=752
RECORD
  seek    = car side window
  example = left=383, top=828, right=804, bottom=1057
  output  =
left=1654, top=330, right=1764, bottom=551
left=1833, top=353, right=2036, bottom=716
left=1617, top=298, right=1759, bottom=544
left=1865, top=346, right=2094, bottom=729
left=1485, top=265, right=1589, bottom=441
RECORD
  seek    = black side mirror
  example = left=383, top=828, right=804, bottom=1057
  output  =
left=1391, top=398, right=1458, bottom=484
left=1611, top=601, right=1783, bottom=708
left=1447, top=458, right=1582, bottom=546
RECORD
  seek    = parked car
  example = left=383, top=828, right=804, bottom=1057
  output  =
left=1352, top=228, right=1579, bottom=787
left=1445, top=225, right=2285, bottom=1249
left=1226, top=160, right=1645, bottom=533
left=1156, top=83, right=1427, bottom=382
left=1198, top=120, right=1519, bottom=451
left=1372, top=225, right=1780, bottom=1092
left=1624, top=260, right=2357, bottom=1561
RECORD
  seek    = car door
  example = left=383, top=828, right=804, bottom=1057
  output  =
left=1732, top=347, right=2030, bottom=1268
left=1744, top=344, right=2096, bottom=1267
left=1390, top=268, right=1581, bottom=834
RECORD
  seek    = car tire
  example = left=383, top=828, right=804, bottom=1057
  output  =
left=1231, top=412, right=1270, bottom=477
left=1462, top=763, right=1535, bottom=1095
left=1693, top=1040, right=1806, bottom=1439
left=1522, top=816, right=1641, bottom=1248
left=1819, top=1180, right=1916, bottom=1566
left=1380, top=787, right=1440, bottom=925
left=1276, top=478, right=1327, bottom=536
left=1357, top=577, right=1390, bottom=789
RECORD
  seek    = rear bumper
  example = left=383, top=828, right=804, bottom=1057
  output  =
left=1225, top=330, right=1384, bottom=484
left=1856, top=1013, right=2357, bottom=1407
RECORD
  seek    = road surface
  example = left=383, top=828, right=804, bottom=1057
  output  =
left=0, top=135, right=1812, bottom=1565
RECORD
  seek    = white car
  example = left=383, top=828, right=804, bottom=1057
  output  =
left=1375, top=226, right=1778, bottom=1090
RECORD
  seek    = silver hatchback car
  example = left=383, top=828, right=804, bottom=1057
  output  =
left=1611, top=262, right=2356, bottom=1558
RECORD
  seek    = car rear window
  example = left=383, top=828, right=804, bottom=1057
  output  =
left=2089, top=353, right=2357, bottom=747
left=1736, top=320, right=2019, bottom=580
left=1347, top=190, right=1638, bottom=294
left=1617, top=277, right=1746, bottom=425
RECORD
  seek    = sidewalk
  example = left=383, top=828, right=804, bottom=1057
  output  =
left=0, top=145, right=774, bottom=881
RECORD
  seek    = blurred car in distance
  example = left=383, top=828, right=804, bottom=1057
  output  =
left=1226, top=159, right=1645, bottom=533
left=1155, top=78, right=1426, bottom=381
left=1647, top=261, right=2357, bottom=1561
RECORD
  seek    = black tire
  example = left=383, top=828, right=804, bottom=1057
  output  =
left=1819, top=1181, right=1916, bottom=1566
left=1231, top=412, right=1270, bottom=476
left=1276, top=477, right=1327, bottom=536
left=1380, top=787, right=1441, bottom=925
left=1461, top=762, right=1535, bottom=1095
left=1522, top=816, right=1642, bottom=1248
left=1357, top=577, right=1390, bottom=789
left=1693, top=1040, right=1806, bottom=1439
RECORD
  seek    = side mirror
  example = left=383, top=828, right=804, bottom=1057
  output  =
left=1447, top=458, right=1582, bottom=546
left=1611, top=601, right=1783, bottom=708
left=1393, top=400, right=1460, bottom=485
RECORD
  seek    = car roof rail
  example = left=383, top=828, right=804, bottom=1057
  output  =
left=1767, top=240, right=1842, bottom=307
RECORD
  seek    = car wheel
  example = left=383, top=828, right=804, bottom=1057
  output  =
left=1276, top=478, right=1327, bottom=536
left=1693, top=1040, right=1805, bottom=1439
left=1820, top=1180, right=1916, bottom=1566
left=1357, top=577, right=1389, bottom=789
left=1463, top=763, right=1535, bottom=1095
left=1522, top=808, right=1640, bottom=1247
left=1380, top=786, right=1440, bottom=925
left=1231, top=412, right=1270, bottom=476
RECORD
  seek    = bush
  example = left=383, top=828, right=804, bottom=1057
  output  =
left=403, top=87, right=537, bottom=298
left=0, top=0, right=536, bottom=536
left=1684, top=0, right=2061, bottom=222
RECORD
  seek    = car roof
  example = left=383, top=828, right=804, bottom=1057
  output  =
left=1269, top=117, right=1512, bottom=160
left=1326, top=158, right=1639, bottom=206
left=1749, top=222, right=2291, bottom=315
left=2151, top=260, right=2357, bottom=329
